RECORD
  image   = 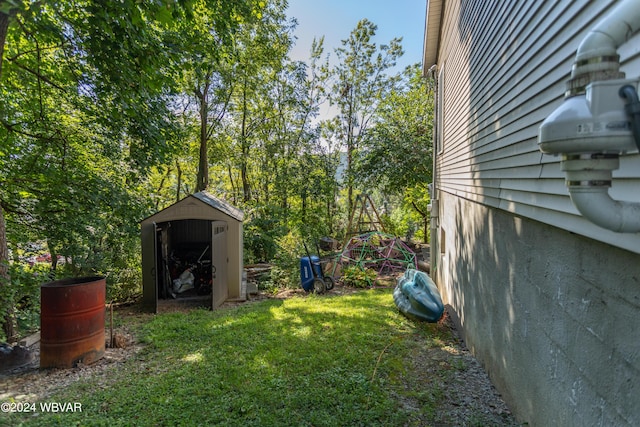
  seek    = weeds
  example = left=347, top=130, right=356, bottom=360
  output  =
left=340, top=265, right=378, bottom=288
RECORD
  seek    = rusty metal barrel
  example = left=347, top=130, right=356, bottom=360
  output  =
left=40, top=276, right=106, bottom=368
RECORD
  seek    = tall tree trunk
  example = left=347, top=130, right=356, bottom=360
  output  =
left=0, top=7, right=17, bottom=341
left=0, top=204, right=14, bottom=341
left=240, top=80, right=251, bottom=202
left=195, top=81, right=210, bottom=193
left=0, top=9, right=11, bottom=77
left=227, top=164, right=237, bottom=204
left=175, top=160, right=182, bottom=202
left=155, top=166, right=173, bottom=210
left=241, top=161, right=250, bottom=202
left=345, top=87, right=355, bottom=218
left=411, top=201, right=429, bottom=244
left=347, top=145, right=353, bottom=218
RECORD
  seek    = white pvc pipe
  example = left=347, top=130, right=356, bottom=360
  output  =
left=568, top=186, right=640, bottom=233
left=576, top=0, right=640, bottom=63
left=559, top=0, right=640, bottom=233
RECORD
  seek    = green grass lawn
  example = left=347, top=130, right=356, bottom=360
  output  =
left=5, top=289, right=455, bottom=426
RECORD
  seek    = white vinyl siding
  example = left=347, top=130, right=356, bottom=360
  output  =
left=435, top=0, right=640, bottom=254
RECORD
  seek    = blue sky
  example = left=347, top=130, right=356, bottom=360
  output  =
left=286, top=0, right=426, bottom=72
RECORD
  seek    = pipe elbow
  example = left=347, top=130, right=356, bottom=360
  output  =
left=576, top=0, right=640, bottom=62
left=568, top=186, right=640, bottom=233
left=576, top=31, right=618, bottom=63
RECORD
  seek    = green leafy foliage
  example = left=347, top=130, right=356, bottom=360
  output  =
left=268, top=230, right=304, bottom=289
left=0, top=0, right=433, bottom=337
left=355, top=65, right=435, bottom=242
left=0, top=0, right=264, bottom=332
left=341, top=265, right=378, bottom=288
left=357, top=64, right=434, bottom=193
left=0, top=262, right=49, bottom=341
left=326, top=18, right=404, bottom=214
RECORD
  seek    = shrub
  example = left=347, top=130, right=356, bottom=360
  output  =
left=270, top=231, right=303, bottom=289
left=107, top=266, right=141, bottom=302
left=341, top=265, right=377, bottom=288
left=0, top=262, right=51, bottom=341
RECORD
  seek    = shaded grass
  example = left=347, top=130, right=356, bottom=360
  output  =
left=5, top=289, right=453, bottom=426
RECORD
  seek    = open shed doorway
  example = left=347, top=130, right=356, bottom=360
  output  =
left=154, top=219, right=228, bottom=310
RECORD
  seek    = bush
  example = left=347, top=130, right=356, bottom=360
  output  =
left=0, top=262, right=51, bottom=341
left=269, top=231, right=303, bottom=289
left=107, top=266, right=141, bottom=302
left=258, top=265, right=286, bottom=293
left=341, top=265, right=377, bottom=288
left=243, top=206, right=287, bottom=264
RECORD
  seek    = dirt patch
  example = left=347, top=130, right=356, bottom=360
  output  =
left=398, top=313, right=519, bottom=426
left=0, top=327, right=142, bottom=403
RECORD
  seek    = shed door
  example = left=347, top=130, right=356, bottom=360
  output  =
left=212, top=221, right=228, bottom=308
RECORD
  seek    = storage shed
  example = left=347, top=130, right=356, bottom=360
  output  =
left=140, top=191, right=244, bottom=312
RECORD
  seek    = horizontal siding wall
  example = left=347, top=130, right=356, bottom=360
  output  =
left=437, top=0, right=640, bottom=254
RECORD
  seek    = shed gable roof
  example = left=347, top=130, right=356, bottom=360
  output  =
left=142, top=191, right=244, bottom=223
left=192, top=191, right=244, bottom=221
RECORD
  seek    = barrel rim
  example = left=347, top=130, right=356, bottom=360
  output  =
left=41, top=276, right=105, bottom=288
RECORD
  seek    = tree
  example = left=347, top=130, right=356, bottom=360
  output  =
left=356, top=64, right=434, bottom=242
left=225, top=0, right=293, bottom=203
left=4, top=1, right=123, bottom=340
left=259, top=37, right=329, bottom=219
left=0, top=0, right=24, bottom=340
left=164, top=0, right=260, bottom=193
left=0, top=0, right=254, bottom=339
left=328, top=19, right=403, bottom=216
